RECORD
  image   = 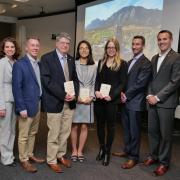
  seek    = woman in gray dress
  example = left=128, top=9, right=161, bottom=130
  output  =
left=70, top=40, right=97, bottom=162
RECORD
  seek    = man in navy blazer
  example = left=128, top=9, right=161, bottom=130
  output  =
left=113, top=36, right=152, bottom=169
left=40, top=32, right=79, bottom=173
left=12, top=37, right=45, bottom=173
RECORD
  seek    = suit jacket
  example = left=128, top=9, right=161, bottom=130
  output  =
left=125, top=54, right=152, bottom=111
left=40, top=50, right=79, bottom=113
left=95, top=60, right=127, bottom=104
left=148, top=49, right=180, bottom=108
left=0, top=57, right=14, bottom=109
left=12, top=55, right=41, bottom=117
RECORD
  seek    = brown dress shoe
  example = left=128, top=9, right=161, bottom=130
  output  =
left=21, top=161, right=37, bottom=173
left=48, top=163, right=63, bottom=173
left=29, top=156, right=45, bottom=163
left=121, top=159, right=137, bottom=169
left=153, top=165, right=169, bottom=176
left=144, top=158, right=158, bottom=166
left=57, top=157, right=71, bottom=168
left=112, top=152, right=128, bottom=158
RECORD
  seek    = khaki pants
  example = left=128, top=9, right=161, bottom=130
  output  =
left=47, top=103, right=74, bottom=164
left=18, top=110, right=40, bottom=162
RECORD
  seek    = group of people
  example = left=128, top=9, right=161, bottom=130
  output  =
left=0, top=30, right=179, bottom=177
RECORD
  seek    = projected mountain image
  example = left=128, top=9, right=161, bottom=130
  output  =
left=86, top=6, right=161, bottom=31
left=84, top=4, right=163, bottom=61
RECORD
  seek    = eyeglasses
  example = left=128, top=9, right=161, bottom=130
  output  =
left=107, top=46, right=116, bottom=50
left=79, top=47, right=89, bottom=51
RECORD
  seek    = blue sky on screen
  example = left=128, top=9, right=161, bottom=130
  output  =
left=85, top=0, right=163, bottom=28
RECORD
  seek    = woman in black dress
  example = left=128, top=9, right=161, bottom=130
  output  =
left=95, top=37, right=127, bottom=166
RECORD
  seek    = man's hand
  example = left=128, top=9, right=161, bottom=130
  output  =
left=147, top=95, right=158, bottom=105
left=121, top=92, right=127, bottom=103
left=65, top=94, right=75, bottom=102
left=20, top=110, right=28, bottom=119
left=0, top=109, right=6, bottom=117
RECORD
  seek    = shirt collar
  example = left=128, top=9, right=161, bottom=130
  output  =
left=56, top=49, right=67, bottom=60
left=27, top=53, right=39, bottom=63
left=159, top=48, right=171, bottom=57
left=133, top=52, right=143, bottom=60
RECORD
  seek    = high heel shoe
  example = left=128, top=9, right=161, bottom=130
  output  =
left=102, top=153, right=110, bottom=166
left=96, top=147, right=105, bottom=161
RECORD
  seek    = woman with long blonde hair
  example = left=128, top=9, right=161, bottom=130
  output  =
left=95, top=37, right=127, bottom=166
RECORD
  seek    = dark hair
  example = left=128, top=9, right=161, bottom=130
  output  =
left=133, top=35, right=145, bottom=45
left=0, top=37, right=20, bottom=59
left=76, top=40, right=94, bottom=65
left=158, top=30, right=173, bottom=39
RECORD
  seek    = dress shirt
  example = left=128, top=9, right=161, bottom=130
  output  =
left=128, top=52, right=143, bottom=73
left=56, top=49, right=67, bottom=72
left=157, top=49, right=171, bottom=72
left=27, top=53, right=42, bottom=96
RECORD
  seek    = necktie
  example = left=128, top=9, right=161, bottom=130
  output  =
left=63, top=56, right=69, bottom=81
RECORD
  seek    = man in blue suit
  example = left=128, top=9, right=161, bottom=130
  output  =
left=12, top=37, right=45, bottom=173
left=113, top=36, right=152, bottom=168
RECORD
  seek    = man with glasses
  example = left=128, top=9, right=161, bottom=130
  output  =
left=40, top=32, right=79, bottom=173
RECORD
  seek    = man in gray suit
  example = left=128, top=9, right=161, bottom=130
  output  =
left=144, top=30, right=180, bottom=176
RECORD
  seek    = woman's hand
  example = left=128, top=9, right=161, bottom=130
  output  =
left=0, top=109, right=6, bottom=117
left=95, top=91, right=103, bottom=99
left=104, top=95, right=111, bottom=101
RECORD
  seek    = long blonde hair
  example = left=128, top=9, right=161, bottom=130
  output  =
left=100, top=37, right=122, bottom=71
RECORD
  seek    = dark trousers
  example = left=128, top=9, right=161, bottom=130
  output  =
left=121, top=106, right=141, bottom=161
left=94, top=103, right=117, bottom=153
left=148, top=106, right=175, bottom=166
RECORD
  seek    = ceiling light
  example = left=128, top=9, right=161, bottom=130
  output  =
left=14, top=0, right=30, bottom=2
left=12, top=4, right=18, bottom=8
left=0, top=9, right=6, bottom=14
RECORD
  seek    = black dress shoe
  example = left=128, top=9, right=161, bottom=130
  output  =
left=96, top=148, right=105, bottom=161
left=7, top=162, right=17, bottom=167
left=102, top=153, right=110, bottom=166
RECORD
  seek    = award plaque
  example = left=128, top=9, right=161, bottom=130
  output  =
left=79, top=87, right=90, bottom=100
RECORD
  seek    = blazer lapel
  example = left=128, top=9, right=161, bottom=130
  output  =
left=25, top=56, right=38, bottom=85
left=152, top=55, right=159, bottom=79
left=154, top=49, right=173, bottom=78
left=53, top=50, right=66, bottom=81
left=128, top=54, right=144, bottom=75
left=67, top=55, right=72, bottom=80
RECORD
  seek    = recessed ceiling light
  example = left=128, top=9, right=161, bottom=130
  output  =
left=0, top=9, right=6, bottom=14
left=12, top=4, right=18, bottom=8
left=14, top=0, right=30, bottom=2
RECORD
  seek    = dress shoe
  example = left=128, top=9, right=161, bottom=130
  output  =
left=112, top=152, right=128, bottom=158
left=57, top=157, right=71, bottom=168
left=102, top=153, right=110, bottom=166
left=121, top=159, right=137, bottom=169
left=96, top=148, right=105, bottom=161
left=48, top=163, right=63, bottom=173
left=144, top=158, right=158, bottom=166
left=6, top=162, right=17, bottom=167
left=153, top=165, right=169, bottom=176
left=29, top=156, right=45, bottom=163
left=20, top=161, right=37, bottom=173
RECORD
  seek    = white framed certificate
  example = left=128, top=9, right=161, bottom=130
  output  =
left=64, top=81, right=75, bottom=96
left=79, top=88, right=90, bottom=100
left=100, top=83, right=111, bottom=97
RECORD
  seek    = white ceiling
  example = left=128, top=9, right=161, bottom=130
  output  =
left=0, top=0, right=76, bottom=18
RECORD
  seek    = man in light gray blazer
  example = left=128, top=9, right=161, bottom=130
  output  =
left=145, top=30, right=180, bottom=176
